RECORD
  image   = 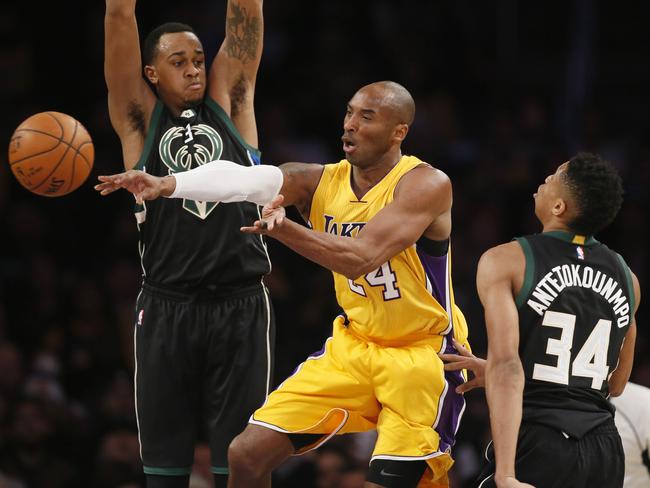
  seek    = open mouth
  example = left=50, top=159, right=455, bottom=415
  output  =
left=342, top=136, right=356, bottom=153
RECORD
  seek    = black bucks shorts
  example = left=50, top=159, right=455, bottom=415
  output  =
left=476, top=418, right=624, bottom=488
left=134, top=279, right=275, bottom=476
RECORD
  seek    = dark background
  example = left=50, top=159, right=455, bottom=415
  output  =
left=0, top=1, right=648, bottom=487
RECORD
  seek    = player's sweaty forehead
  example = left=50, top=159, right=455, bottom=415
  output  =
left=349, top=87, right=397, bottom=120
left=351, top=83, right=414, bottom=125
left=156, top=32, right=203, bottom=59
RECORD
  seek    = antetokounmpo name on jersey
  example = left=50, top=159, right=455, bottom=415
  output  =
left=323, top=215, right=366, bottom=237
left=527, top=264, right=630, bottom=327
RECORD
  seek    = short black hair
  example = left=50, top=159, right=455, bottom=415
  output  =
left=142, top=22, right=196, bottom=65
left=563, top=152, right=623, bottom=235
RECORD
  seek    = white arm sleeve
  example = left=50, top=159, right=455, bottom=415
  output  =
left=168, top=159, right=283, bottom=205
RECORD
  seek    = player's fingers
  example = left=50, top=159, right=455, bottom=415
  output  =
left=107, top=175, right=125, bottom=185
left=452, top=338, right=474, bottom=357
left=442, top=360, right=467, bottom=372
left=456, top=378, right=481, bottom=394
left=451, top=337, right=467, bottom=353
left=95, top=183, right=120, bottom=195
left=94, top=180, right=117, bottom=189
left=270, top=194, right=285, bottom=208
left=439, top=352, right=464, bottom=362
left=240, top=223, right=264, bottom=234
left=97, top=174, right=120, bottom=182
left=244, top=220, right=265, bottom=230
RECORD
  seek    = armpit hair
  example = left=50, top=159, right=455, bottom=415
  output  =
left=128, top=101, right=146, bottom=135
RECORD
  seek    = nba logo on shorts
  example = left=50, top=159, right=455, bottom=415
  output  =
left=576, top=246, right=585, bottom=260
left=137, top=309, right=144, bottom=326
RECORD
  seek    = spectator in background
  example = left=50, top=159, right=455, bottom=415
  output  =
left=0, top=397, right=77, bottom=488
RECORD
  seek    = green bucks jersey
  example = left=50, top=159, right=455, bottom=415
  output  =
left=133, top=96, right=270, bottom=289
left=515, top=231, right=634, bottom=437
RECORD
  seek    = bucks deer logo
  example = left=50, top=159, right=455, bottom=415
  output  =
left=159, top=123, right=223, bottom=219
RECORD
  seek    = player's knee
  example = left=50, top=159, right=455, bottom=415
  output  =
left=228, top=431, right=264, bottom=478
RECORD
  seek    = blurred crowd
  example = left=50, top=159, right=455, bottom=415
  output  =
left=1, top=1, right=648, bottom=487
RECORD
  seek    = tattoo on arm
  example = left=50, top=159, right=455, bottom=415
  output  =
left=225, top=2, right=261, bottom=64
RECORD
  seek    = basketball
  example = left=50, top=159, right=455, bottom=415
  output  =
left=8, top=111, right=94, bottom=197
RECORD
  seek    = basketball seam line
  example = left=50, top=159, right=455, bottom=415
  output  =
left=32, top=118, right=78, bottom=192
left=9, top=129, right=93, bottom=169
left=65, top=137, right=78, bottom=194
left=46, top=113, right=93, bottom=171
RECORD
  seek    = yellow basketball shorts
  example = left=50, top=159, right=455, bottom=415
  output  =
left=250, top=317, right=468, bottom=487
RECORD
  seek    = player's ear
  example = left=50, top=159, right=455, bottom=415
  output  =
left=552, top=197, right=567, bottom=217
left=393, top=123, right=409, bottom=143
left=144, top=65, right=158, bottom=85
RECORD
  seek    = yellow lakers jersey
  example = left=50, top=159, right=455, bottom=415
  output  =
left=309, top=155, right=462, bottom=344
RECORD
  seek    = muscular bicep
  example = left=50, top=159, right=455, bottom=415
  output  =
left=609, top=271, right=641, bottom=396
left=208, top=0, right=263, bottom=147
left=352, top=166, right=452, bottom=274
left=632, top=271, right=641, bottom=315
left=477, top=244, right=524, bottom=361
left=608, top=321, right=636, bottom=396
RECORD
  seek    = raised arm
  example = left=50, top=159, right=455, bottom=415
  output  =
left=208, top=0, right=263, bottom=148
left=104, top=0, right=156, bottom=169
left=477, top=242, right=530, bottom=488
left=608, top=271, right=640, bottom=396
left=245, top=165, right=452, bottom=279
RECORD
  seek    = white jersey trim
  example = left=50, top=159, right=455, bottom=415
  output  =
left=133, top=288, right=143, bottom=460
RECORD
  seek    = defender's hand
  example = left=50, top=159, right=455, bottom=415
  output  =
left=439, top=338, right=486, bottom=393
left=241, top=195, right=286, bottom=234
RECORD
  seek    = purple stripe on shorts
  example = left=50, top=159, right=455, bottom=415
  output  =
left=434, top=342, right=466, bottom=451
left=416, top=249, right=448, bottom=310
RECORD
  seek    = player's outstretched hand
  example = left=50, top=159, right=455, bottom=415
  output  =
left=95, top=170, right=169, bottom=204
left=496, top=476, right=535, bottom=488
left=439, top=338, right=486, bottom=394
left=241, top=194, right=286, bottom=235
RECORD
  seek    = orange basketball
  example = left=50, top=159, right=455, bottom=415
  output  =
left=8, top=111, right=94, bottom=197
